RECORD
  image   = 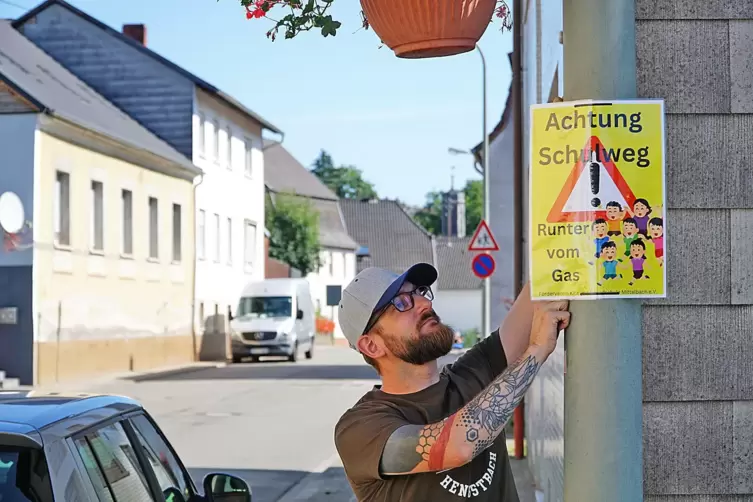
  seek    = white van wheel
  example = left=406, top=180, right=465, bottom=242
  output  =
left=288, top=342, right=298, bottom=363
left=305, top=338, right=314, bottom=359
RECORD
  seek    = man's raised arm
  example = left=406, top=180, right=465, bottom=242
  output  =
left=379, top=305, right=569, bottom=476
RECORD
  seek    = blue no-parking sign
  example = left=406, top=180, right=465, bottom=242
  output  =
left=472, top=253, right=496, bottom=279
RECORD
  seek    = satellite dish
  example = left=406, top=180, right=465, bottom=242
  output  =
left=0, top=192, right=25, bottom=234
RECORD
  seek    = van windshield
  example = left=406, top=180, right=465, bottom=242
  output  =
left=237, top=296, right=292, bottom=318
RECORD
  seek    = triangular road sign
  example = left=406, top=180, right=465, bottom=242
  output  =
left=547, top=135, right=638, bottom=223
left=468, top=220, right=499, bottom=251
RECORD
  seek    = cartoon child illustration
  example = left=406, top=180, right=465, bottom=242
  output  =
left=605, top=201, right=628, bottom=236
left=632, top=198, right=653, bottom=238
left=622, top=217, right=640, bottom=257
left=597, top=241, right=623, bottom=286
left=592, top=218, right=610, bottom=259
left=648, top=217, right=664, bottom=267
left=628, top=239, right=650, bottom=286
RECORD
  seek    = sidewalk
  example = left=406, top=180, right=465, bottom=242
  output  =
left=276, top=456, right=537, bottom=501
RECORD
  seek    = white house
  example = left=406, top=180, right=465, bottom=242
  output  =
left=263, top=142, right=359, bottom=342
left=15, top=0, right=283, bottom=360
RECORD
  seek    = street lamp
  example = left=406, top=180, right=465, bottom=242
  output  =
left=449, top=44, right=490, bottom=341
left=448, top=147, right=484, bottom=176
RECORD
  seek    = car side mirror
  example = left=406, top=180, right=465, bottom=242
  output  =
left=296, top=309, right=303, bottom=320
left=162, top=487, right=186, bottom=502
left=204, top=473, right=251, bottom=502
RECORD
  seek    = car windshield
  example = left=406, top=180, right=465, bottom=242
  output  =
left=0, top=448, right=53, bottom=501
left=237, top=296, right=292, bottom=318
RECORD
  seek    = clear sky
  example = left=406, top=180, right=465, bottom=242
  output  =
left=1, top=0, right=514, bottom=207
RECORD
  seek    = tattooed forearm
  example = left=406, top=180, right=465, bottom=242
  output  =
left=455, top=353, right=539, bottom=458
left=379, top=347, right=543, bottom=476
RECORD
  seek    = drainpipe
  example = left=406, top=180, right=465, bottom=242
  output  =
left=512, top=0, right=525, bottom=460
left=190, top=173, right=205, bottom=361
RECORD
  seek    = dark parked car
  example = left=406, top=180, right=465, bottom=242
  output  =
left=0, top=390, right=251, bottom=501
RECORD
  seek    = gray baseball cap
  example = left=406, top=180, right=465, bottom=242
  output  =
left=338, top=262, right=438, bottom=351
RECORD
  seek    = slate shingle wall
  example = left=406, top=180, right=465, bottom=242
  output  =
left=636, top=1, right=753, bottom=496
left=17, top=4, right=195, bottom=159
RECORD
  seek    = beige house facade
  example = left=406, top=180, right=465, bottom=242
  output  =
left=0, top=20, right=200, bottom=385
left=34, top=129, right=197, bottom=385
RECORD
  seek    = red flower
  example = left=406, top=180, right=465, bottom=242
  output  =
left=246, top=3, right=267, bottom=19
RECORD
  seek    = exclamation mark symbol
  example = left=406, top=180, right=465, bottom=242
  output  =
left=590, top=162, right=601, bottom=208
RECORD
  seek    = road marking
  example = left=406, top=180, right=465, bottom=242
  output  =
left=312, top=452, right=340, bottom=473
left=274, top=452, right=343, bottom=501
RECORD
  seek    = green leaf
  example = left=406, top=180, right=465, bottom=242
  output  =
left=265, top=192, right=321, bottom=275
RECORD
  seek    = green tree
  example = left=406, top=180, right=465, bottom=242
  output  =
left=413, top=191, right=442, bottom=235
left=311, top=150, right=378, bottom=200
left=464, top=180, right=483, bottom=234
left=412, top=180, right=483, bottom=236
left=265, top=192, right=321, bottom=275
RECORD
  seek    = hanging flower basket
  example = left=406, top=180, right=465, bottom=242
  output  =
left=241, top=1, right=512, bottom=56
left=360, top=0, right=498, bottom=59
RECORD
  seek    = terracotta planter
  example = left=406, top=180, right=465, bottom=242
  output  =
left=360, top=0, right=497, bottom=59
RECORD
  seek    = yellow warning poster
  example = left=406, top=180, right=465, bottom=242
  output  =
left=529, top=99, right=666, bottom=300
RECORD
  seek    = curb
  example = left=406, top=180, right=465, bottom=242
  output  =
left=121, top=362, right=226, bottom=382
left=29, top=362, right=227, bottom=393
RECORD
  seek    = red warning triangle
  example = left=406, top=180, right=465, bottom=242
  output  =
left=468, top=220, right=499, bottom=251
left=547, top=135, right=638, bottom=223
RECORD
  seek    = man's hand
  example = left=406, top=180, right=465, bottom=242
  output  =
left=529, top=300, right=570, bottom=358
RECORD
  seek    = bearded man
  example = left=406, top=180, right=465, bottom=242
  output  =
left=334, top=263, right=570, bottom=501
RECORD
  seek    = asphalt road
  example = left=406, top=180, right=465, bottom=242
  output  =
left=63, top=343, right=382, bottom=501
left=41, top=342, right=535, bottom=502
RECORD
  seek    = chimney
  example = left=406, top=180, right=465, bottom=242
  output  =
left=122, top=24, right=147, bottom=45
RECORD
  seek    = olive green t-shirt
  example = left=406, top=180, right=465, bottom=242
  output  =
left=334, top=332, right=520, bottom=501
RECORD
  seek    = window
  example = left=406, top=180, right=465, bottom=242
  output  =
left=226, top=126, right=233, bottom=168
left=54, top=171, right=70, bottom=246
left=244, top=138, right=253, bottom=177
left=90, top=180, right=104, bottom=252
left=198, top=210, right=206, bottom=260
left=213, top=120, right=220, bottom=161
left=129, top=414, right=192, bottom=501
left=149, top=197, right=158, bottom=260
left=122, top=190, right=133, bottom=255
left=197, top=113, right=205, bottom=157
left=172, top=203, right=182, bottom=263
left=74, top=422, right=153, bottom=502
left=0, top=449, right=53, bottom=501
left=244, top=220, right=256, bottom=268
left=213, top=213, right=220, bottom=263
left=226, top=217, right=232, bottom=265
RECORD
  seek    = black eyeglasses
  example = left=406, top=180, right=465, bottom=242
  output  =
left=363, top=285, right=434, bottom=335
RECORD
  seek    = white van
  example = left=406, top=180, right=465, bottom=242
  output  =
left=229, top=278, right=316, bottom=363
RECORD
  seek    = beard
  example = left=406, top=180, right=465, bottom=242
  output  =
left=385, top=309, right=454, bottom=365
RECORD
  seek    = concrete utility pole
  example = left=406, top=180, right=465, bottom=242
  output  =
left=562, top=0, right=643, bottom=500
